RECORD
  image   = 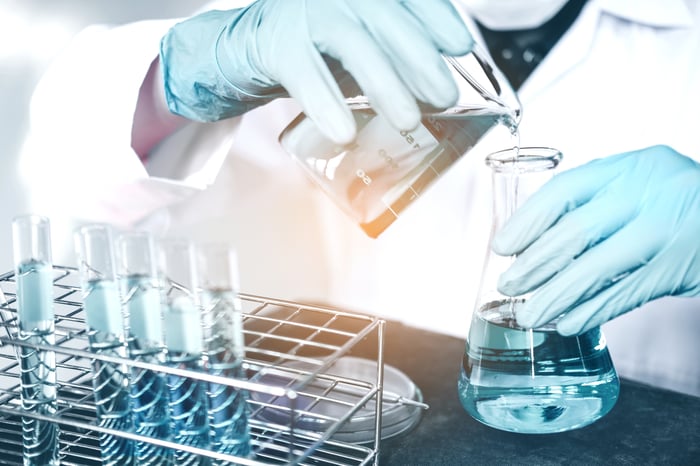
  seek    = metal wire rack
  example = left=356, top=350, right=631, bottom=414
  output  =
left=0, top=266, right=386, bottom=465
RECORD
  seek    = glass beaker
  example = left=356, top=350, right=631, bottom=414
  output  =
left=458, top=147, right=620, bottom=434
left=279, top=45, right=521, bottom=238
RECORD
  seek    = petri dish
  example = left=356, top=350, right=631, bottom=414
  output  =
left=251, top=356, right=425, bottom=443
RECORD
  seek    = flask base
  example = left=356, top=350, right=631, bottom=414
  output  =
left=458, top=303, right=620, bottom=434
left=458, top=376, right=619, bottom=434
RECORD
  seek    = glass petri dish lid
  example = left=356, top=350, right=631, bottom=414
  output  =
left=251, top=356, right=426, bottom=443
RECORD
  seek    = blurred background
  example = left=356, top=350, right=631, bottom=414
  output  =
left=0, top=0, right=206, bottom=272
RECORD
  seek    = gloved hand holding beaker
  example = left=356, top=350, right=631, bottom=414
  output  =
left=160, top=0, right=473, bottom=144
left=493, top=145, right=700, bottom=336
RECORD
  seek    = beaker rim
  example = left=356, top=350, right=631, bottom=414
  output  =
left=486, top=146, right=562, bottom=173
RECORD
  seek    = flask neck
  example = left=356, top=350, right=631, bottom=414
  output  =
left=491, top=169, right=521, bottom=234
left=488, top=147, right=560, bottom=231
left=477, top=147, right=562, bottom=306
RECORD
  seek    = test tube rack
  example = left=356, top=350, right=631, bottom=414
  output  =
left=0, top=266, right=385, bottom=465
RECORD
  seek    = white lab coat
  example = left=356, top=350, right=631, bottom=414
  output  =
left=19, top=0, right=700, bottom=396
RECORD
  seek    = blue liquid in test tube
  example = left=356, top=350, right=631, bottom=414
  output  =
left=83, top=280, right=136, bottom=465
left=164, top=296, right=211, bottom=465
left=13, top=215, right=60, bottom=466
left=197, top=244, right=251, bottom=463
left=75, top=224, right=136, bottom=466
left=201, top=289, right=251, bottom=462
left=158, top=238, right=210, bottom=465
left=16, top=261, right=60, bottom=466
left=118, top=232, right=173, bottom=465
left=123, top=275, right=173, bottom=465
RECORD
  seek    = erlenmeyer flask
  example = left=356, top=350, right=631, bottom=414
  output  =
left=279, top=45, right=521, bottom=238
left=458, top=147, right=620, bottom=434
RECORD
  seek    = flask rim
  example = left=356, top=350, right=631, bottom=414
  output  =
left=486, top=146, right=562, bottom=173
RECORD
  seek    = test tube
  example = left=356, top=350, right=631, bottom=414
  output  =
left=74, top=224, right=136, bottom=466
left=116, top=231, right=173, bottom=465
left=197, top=243, right=251, bottom=462
left=158, top=238, right=211, bottom=465
left=13, top=215, right=60, bottom=466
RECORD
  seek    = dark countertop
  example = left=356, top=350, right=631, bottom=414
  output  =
left=349, top=319, right=700, bottom=466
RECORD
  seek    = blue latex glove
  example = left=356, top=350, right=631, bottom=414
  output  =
left=492, top=145, right=700, bottom=335
left=160, top=0, right=473, bottom=144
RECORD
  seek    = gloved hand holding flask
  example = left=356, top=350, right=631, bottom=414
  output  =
left=493, top=145, right=700, bottom=336
left=160, top=0, right=473, bottom=144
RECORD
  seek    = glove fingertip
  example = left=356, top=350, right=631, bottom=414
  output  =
left=329, top=118, right=358, bottom=145
left=514, top=309, right=537, bottom=329
left=497, top=272, right=522, bottom=297
left=310, top=107, right=357, bottom=145
left=403, top=0, right=474, bottom=56
left=426, top=74, right=460, bottom=111
left=492, top=226, right=525, bottom=256
left=375, top=96, right=422, bottom=134
left=556, top=316, right=583, bottom=336
left=491, top=235, right=514, bottom=256
left=440, top=29, right=474, bottom=57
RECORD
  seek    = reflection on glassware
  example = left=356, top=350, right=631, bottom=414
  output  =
left=157, top=238, right=211, bottom=466
left=279, top=46, right=521, bottom=237
left=197, top=244, right=251, bottom=461
left=458, top=147, right=620, bottom=434
left=75, top=224, right=136, bottom=466
left=13, top=215, right=60, bottom=466
left=117, top=232, right=173, bottom=465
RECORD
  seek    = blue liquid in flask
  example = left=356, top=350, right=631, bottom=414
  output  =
left=123, top=274, right=173, bottom=465
left=201, top=289, right=251, bottom=462
left=458, top=300, right=620, bottom=434
left=83, top=279, right=136, bottom=466
left=16, top=260, right=60, bottom=466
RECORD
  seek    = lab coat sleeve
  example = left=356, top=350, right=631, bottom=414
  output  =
left=19, top=17, right=239, bottom=264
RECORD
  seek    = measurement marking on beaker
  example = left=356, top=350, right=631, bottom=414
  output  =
left=429, top=163, right=441, bottom=177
